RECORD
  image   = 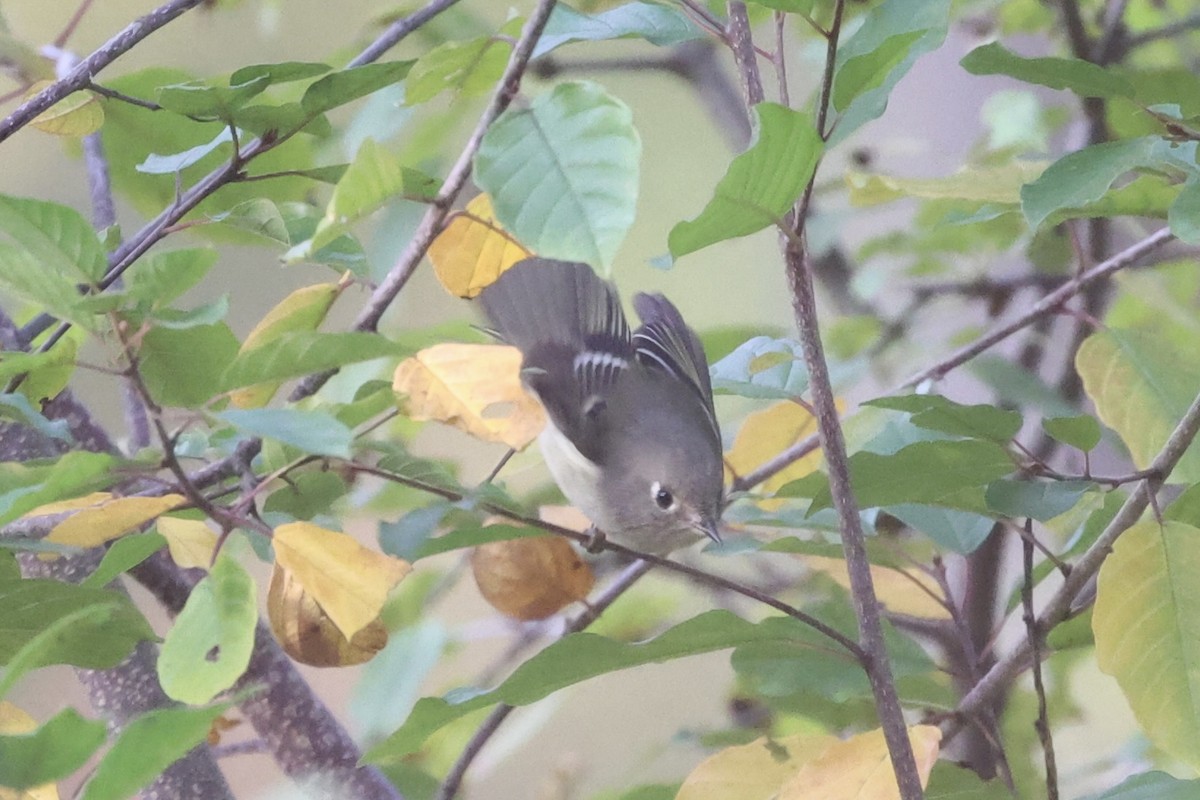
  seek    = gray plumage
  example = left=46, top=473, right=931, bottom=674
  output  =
left=480, top=257, right=724, bottom=553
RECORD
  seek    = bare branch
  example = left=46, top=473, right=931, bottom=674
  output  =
left=0, top=0, right=206, bottom=143
left=726, top=2, right=764, bottom=106
left=1022, top=526, right=1059, bottom=799
left=349, top=0, right=463, bottom=68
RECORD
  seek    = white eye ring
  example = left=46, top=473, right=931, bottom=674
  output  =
left=651, top=481, right=676, bottom=511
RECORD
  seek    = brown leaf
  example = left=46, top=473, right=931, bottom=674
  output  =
left=267, top=563, right=388, bottom=667
left=471, top=535, right=595, bottom=620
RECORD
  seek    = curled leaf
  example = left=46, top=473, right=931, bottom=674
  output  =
left=267, top=563, right=388, bottom=667
left=273, top=521, right=411, bottom=639
left=471, top=534, right=594, bottom=620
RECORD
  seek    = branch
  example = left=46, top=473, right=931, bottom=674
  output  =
left=348, top=0, right=462, bottom=68
left=952, top=384, right=1200, bottom=734
left=291, top=0, right=560, bottom=402
left=735, top=227, right=1175, bottom=493
left=726, top=2, right=764, bottom=107
left=1126, top=11, right=1200, bottom=49
left=729, top=0, right=922, bottom=789
left=435, top=560, right=656, bottom=799
left=1021, top=527, right=1058, bottom=799
left=0, top=0, right=205, bottom=143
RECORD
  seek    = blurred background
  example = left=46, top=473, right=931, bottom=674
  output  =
left=1, top=1, right=1144, bottom=797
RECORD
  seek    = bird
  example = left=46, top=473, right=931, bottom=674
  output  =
left=479, top=257, right=724, bottom=555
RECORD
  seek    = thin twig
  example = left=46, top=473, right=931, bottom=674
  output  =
left=0, top=0, right=205, bottom=143
left=54, top=0, right=98, bottom=47
left=1126, top=11, right=1200, bottom=49
left=291, top=0, right=562, bottom=402
left=345, top=461, right=862, bottom=657
left=435, top=560, right=655, bottom=800
left=952, top=386, right=1200, bottom=737
left=1022, top=523, right=1059, bottom=799
left=348, top=0, right=462, bottom=68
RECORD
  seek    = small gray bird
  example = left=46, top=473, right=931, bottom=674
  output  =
left=480, top=257, right=724, bottom=554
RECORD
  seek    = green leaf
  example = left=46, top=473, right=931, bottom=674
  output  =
left=1042, top=414, right=1102, bottom=452
left=533, top=3, right=703, bottom=57
left=827, top=0, right=950, bottom=146
left=1022, top=137, right=1197, bottom=230
left=139, top=323, right=240, bottom=408
left=82, top=531, right=167, bottom=589
left=0, top=194, right=107, bottom=282
left=709, top=336, right=807, bottom=399
left=846, top=161, right=1046, bottom=207
left=215, top=408, right=355, bottom=459
left=1165, top=483, right=1200, bottom=528
left=365, top=610, right=838, bottom=763
left=262, top=471, right=348, bottom=520
left=157, top=552, right=257, bottom=705
left=156, top=75, right=271, bottom=120
left=961, top=42, right=1135, bottom=99
left=984, top=479, right=1091, bottom=521
left=124, top=248, right=218, bottom=305
left=799, top=439, right=1014, bottom=513
left=669, top=104, right=821, bottom=257
left=0, top=393, right=71, bottom=442
left=1076, top=328, right=1200, bottom=482
left=0, top=244, right=97, bottom=330
left=1091, top=771, right=1200, bottom=800
left=747, top=0, right=815, bottom=11
left=475, top=80, right=640, bottom=272
left=1094, top=520, right=1200, bottom=770
left=413, top=524, right=543, bottom=560
left=1169, top=177, right=1200, bottom=245
left=886, top=504, right=995, bottom=554
left=0, top=708, right=107, bottom=789
left=925, top=762, right=1011, bottom=799
left=79, top=703, right=232, bottom=800
left=136, top=128, right=233, bottom=174
left=208, top=198, right=291, bottom=244
left=220, top=331, right=407, bottom=390
left=300, top=61, right=414, bottom=116
left=230, top=61, right=331, bottom=85
left=0, top=452, right=114, bottom=526
left=0, top=580, right=155, bottom=687
left=407, top=34, right=513, bottom=104
left=865, top=394, right=1022, bottom=443
left=833, top=30, right=925, bottom=112
left=151, top=296, right=230, bottom=330
left=302, top=138, right=438, bottom=255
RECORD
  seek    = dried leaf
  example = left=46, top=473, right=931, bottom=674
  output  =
left=273, top=522, right=410, bottom=639
left=471, top=534, right=595, bottom=620
left=429, top=194, right=531, bottom=298
left=267, top=563, right=388, bottom=667
left=393, top=343, right=545, bottom=449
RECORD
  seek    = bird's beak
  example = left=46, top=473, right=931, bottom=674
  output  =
left=694, top=515, right=723, bottom=545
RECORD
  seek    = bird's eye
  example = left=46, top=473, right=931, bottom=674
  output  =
left=651, top=482, right=675, bottom=511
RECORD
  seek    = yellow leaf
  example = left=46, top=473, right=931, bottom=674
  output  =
left=27, top=81, right=104, bottom=137
left=779, top=725, right=941, bottom=799
left=267, top=563, right=388, bottom=667
left=845, top=162, right=1046, bottom=207
left=157, top=517, right=218, bottom=570
left=429, top=194, right=531, bottom=298
left=726, top=401, right=823, bottom=504
left=229, top=282, right=340, bottom=409
left=393, top=343, right=545, bottom=449
left=803, top=555, right=950, bottom=620
left=677, top=732, right=837, bottom=800
left=46, top=494, right=185, bottom=548
left=0, top=702, right=59, bottom=800
left=273, top=522, right=411, bottom=639
left=22, top=491, right=113, bottom=517
left=471, top=535, right=595, bottom=620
